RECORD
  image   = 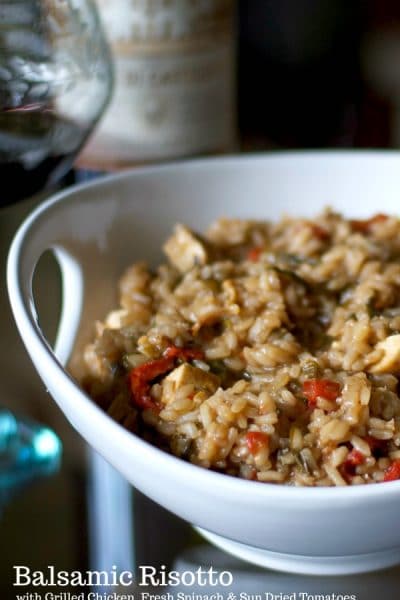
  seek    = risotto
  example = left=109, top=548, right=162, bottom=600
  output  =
left=81, top=209, right=400, bottom=486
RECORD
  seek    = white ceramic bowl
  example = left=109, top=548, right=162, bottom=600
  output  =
left=7, top=153, right=400, bottom=576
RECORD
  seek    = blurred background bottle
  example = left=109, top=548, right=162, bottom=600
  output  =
left=238, top=0, right=400, bottom=152
left=238, top=0, right=362, bottom=149
left=77, top=0, right=237, bottom=171
left=356, top=0, right=400, bottom=148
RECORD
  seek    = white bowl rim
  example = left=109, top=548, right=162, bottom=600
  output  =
left=7, top=149, right=400, bottom=502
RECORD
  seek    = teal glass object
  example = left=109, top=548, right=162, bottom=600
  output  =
left=0, top=408, right=61, bottom=509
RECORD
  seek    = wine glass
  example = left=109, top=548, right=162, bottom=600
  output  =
left=0, top=0, right=113, bottom=206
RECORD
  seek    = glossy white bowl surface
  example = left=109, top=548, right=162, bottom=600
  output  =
left=7, top=153, right=400, bottom=574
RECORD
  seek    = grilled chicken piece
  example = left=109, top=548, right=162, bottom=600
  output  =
left=105, top=308, right=129, bottom=329
left=369, top=334, right=400, bottom=373
left=162, top=363, right=219, bottom=402
left=163, top=224, right=209, bottom=273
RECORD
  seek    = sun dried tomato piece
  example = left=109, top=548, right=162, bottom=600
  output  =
left=383, top=459, right=400, bottom=482
left=302, top=379, right=341, bottom=407
left=246, top=431, right=269, bottom=455
left=164, top=344, right=205, bottom=362
left=351, top=213, right=388, bottom=233
left=340, top=447, right=366, bottom=481
left=247, top=246, right=264, bottom=262
left=346, top=449, right=365, bottom=467
left=130, top=355, right=174, bottom=411
left=310, top=224, right=330, bottom=240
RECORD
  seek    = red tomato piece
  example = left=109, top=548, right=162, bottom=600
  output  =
left=247, top=246, right=263, bottom=262
left=302, top=379, right=341, bottom=407
left=163, top=344, right=205, bottom=362
left=130, top=355, right=174, bottom=411
left=346, top=449, right=365, bottom=467
left=246, top=431, right=269, bottom=455
left=340, top=447, right=366, bottom=481
left=351, top=213, right=388, bottom=233
left=310, top=224, right=330, bottom=240
left=383, top=459, right=400, bottom=482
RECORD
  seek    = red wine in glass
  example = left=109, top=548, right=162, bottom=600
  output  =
left=0, top=104, right=86, bottom=207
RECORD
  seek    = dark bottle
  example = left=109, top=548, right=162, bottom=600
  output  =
left=355, top=0, right=400, bottom=148
left=238, top=0, right=363, bottom=149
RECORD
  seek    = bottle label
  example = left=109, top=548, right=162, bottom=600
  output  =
left=79, top=0, right=236, bottom=167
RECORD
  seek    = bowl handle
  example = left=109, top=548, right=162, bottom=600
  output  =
left=7, top=225, right=84, bottom=369
left=51, top=246, right=84, bottom=365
